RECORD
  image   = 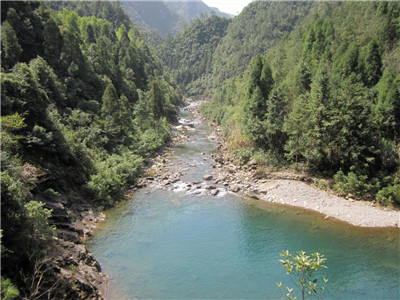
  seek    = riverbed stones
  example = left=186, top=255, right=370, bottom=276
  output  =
left=246, top=190, right=259, bottom=199
left=203, top=174, right=213, bottom=181
left=210, top=189, right=219, bottom=196
left=229, top=184, right=240, bottom=192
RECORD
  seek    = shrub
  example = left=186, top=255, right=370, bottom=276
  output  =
left=1, top=277, right=19, bottom=300
left=332, top=168, right=373, bottom=197
left=24, top=201, right=55, bottom=241
left=376, top=178, right=400, bottom=205
left=87, top=151, right=143, bottom=204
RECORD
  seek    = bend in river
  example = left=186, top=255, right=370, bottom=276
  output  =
left=87, top=104, right=400, bottom=299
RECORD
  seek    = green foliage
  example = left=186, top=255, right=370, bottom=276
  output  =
left=376, top=177, right=400, bottom=205
left=101, top=83, right=119, bottom=117
left=1, top=277, right=20, bottom=300
left=212, top=1, right=313, bottom=84
left=243, top=56, right=274, bottom=149
left=1, top=20, right=22, bottom=69
left=158, top=15, right=230, bottom=93
left=201, top=1, right=399, bottom=202
left=24, top=201, right=55, bottom=241
left=87, top=151, right=143, bottom=205
left=332, top=169, right=374, bottom=198
left=1, top=1, right=181, bottom=293
left=278, top=250, right=328, bottom=300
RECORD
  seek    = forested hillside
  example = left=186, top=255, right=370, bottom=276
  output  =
left=1, top=1, right=181, bottom=297
left=120, top=0, right=230, bottom=37
left=158, top=15, right=230, bottom=95
left=2, top=0, right=400, bottom=298
left=201, top=1, right=400, bottom=205
left=160, top=1, right=313, bottom=94
left=210, top=1, right=313, bottom=85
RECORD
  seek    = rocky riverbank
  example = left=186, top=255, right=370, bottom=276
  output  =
left=205, top=119, right=400, bottom=229
left=36, top=192, right=108, bottom=299
left=137, top=100, right=400, bottom=228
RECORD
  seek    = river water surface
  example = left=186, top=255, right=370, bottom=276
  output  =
left=87, top=108, right=400, bottom=299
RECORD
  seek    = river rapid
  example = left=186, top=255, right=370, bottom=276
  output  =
left=87, top=104, right=400, bottom=299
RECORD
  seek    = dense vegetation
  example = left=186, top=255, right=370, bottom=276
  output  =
left=2, top=0, right=400, bottom=298
left=158, top=15, right=230, bottom=95
left=200, top=1, right=400, bottom=205
left=159, top=1, right=313, bottom=94
left=210, top=1, right=313, bottom=86
left=120, top=0, right=230, bottom=37
left=1, top=1, right=181, bottom=297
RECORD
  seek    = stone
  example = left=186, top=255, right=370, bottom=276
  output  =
left=205, top=185, right=216, bottom=190
left=170, top=178, right=180, bottom=183
left=203, top=175, right=213, bottom=181
left=246, top=191, right=259, bottom=199
left=229, top=184, right=240, bottom=192
left=210, top=189, right=219, bottom=196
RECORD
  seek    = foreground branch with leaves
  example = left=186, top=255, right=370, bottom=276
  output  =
left=277, top=250, right=328, bottom=300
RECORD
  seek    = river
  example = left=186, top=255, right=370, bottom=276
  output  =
left=87, top=105, right=400, bottom=299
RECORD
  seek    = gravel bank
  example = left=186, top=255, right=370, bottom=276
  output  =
left=207, top=124, right=400, bottom=229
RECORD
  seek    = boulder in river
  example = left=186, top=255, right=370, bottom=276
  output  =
left=210, top=189, right=219, bottom=196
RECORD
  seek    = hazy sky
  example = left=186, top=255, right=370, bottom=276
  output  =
left=202, top=0, right=253, bottom=15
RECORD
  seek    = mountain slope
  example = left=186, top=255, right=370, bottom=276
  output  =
left=120, top=0, right=231, bottom=36
left=158, top=15, right=230, bottom=94
left=211, top=1, right=313, bottom=84
left=1, top=1, right=181, bottom=297
left=201, top=1, right=400, bottom=205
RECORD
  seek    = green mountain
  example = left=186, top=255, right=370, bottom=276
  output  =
left=1, top=1, right=181, bottom=297
left=201, top=1, right=400, bottom=205
left=1, top=0, right=400, bottom=298
left=120, top=0, right=231, bottom=36
left=211, top=1, right=313, bottom=85
left=158, top=15, right=230, bottom=95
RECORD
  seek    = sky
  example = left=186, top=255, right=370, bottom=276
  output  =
left=202, top=0, right=253, bottom=16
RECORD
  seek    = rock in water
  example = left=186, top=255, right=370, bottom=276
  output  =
left=210, top=189, right=219, bottom=196
left=203, top=175, right=213, bottom=181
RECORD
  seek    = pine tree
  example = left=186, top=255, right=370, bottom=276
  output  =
left=101, top=83, right=119, bottom=118
left=147, top=78, right=165, bottom=120
left=43, top=17, right=63, bottom=70
left=1, top=20, right=22, bottom=69
left=243, top=55, right=274, bottom=149
left=363, top=39, right=382, bottom=87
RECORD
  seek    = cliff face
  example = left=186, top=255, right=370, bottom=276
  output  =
left=32, top=193, right=108, bottom=299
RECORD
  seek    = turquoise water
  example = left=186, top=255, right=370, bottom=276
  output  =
left=87, top=109, right=400, bottom=299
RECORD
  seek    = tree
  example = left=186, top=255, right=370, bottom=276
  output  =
left=243, top=55, right=274, bottom=149
left=101, top=82, right=119, bottom=117
left=43, top=17, right=63, bottom=69
left=363, top=39, right=382, bottom=87
left=147, top=78, right=165, bottom=120
left=1, top=20, right=22, bottom=69
left=1, top=277, right=20, bottom=300
left=264, top=87, right=287, bottom=158
left=277, top=250, right=328, bottom=300
left=374, top=67, right=400, bottom=141
left=284, top=94, right=311, bottom=166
